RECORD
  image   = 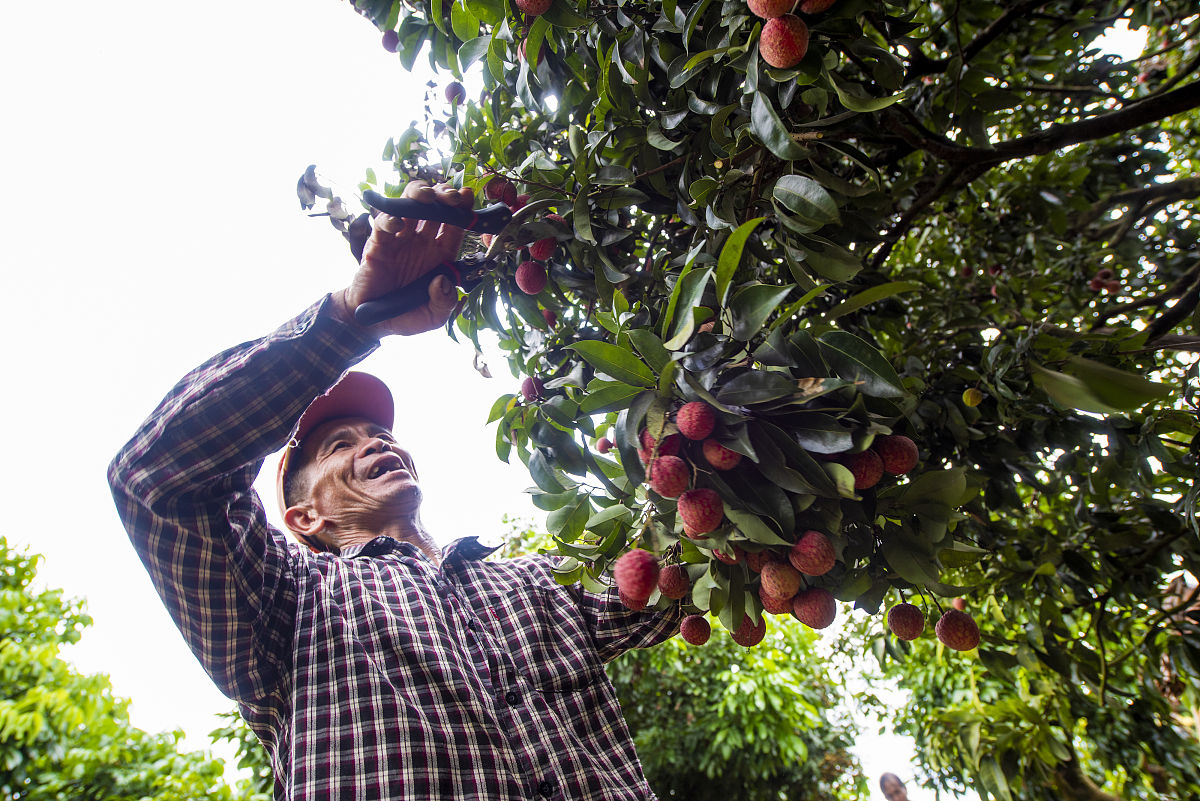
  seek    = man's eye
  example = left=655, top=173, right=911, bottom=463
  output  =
left=330, top=441, right=350, bottom=452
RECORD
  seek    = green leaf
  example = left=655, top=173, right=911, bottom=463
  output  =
left=458, top=36, right=491, bottom=70
left=1065, top=356, right=1173, bottom=410
left=715, top=217, right=767, bottom=307
left=751, top=93, right=808, bottom=161
left=627, top=329, right=671, bottom=373
left=824, top=281, right=921, bottom=320
left=818, top=331, right=906, bottom=398
left=715, top=371, right=797, bottom=405
left=829, top=72, right=904, bottom=113
left=773, top=175, right=839, bottom=228
left=546, top=491, right=592, bottom=543
left=663, top=266, right=714, bottom=349
left=569, top=341, right=656, bottom=387
left=729, top=283, right=793, bottom=341
left=725, top=507, right=791, bottom=546
left=881, top=539, right=941, bottom=584
left=1030, top=362, right=1121, bottom=414
left=529, top=450, right=567, bottom=493
left=797, top=236, right=862, bottom=282
left=580, top=381, right=645, bottom=414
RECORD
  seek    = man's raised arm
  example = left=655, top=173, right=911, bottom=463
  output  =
left=107, top=182, right=473, bottom=701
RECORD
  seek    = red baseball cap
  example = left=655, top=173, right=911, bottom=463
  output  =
left=275, top=371, right=395, bottom=519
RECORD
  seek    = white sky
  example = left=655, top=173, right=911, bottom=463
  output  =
left=0, top=2, right=1143, bottom=797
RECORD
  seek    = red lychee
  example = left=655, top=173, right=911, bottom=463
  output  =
left=952, top=597, right=967, bottom=611
left=873, top=435, right=919, bottom=475
left=619, top=590, right=647, bottom=611
left=515, top=0, right=552, bottom=15
left=841, top=450, right=883, bottom=490
left=485, top=177, right=518, bottom=206
left=886, top=603, right=925, bottom=641
left=748, top=0, right=795, bottom=18
left=614, top=549, right=660, bottom=602
left=1105, top=280, right=1121, bottom=292
left=712, top=546, right=743, bottom=565
left=638, top=429, right=682, bottom=463
left=542, top=308, right=557, bottom=327
left=1096, top=268, right=1114, bottom=280
left=515, top=260, right=547, bottom=295
left=680, top=614, right=711, bottom=645
left=702, top=439, right=742, bottom=471
left=760, top=589, right=793, bottom=615
left=759, top=14, right=809, bottom=69
left=444, top=82, right=466, bottom=103
left=788, top=530, right=835, bottom=577
left=521, top=376, right=544, bottom=401
left=759, top=561, right=802, bottom=600
left=657, top=564, right=691, bottom=600
left=799, top=0, right=835, bottom=11
left=529, top=236, right=556, bottom=261
left=676, top=402, right=716, bottom=441
left=649, top=455, right=690, bottom=498
left=792, top=587, right=837, bottom=629
left=381, top=29, right=400, bottom=52
left=512, top=193, right=530, bottom=211
left=596, top=437, right=613, bottom=454
left=744, top=549, right=772, bottom=573
left=935, top=609, right=980, bottom=651
left=731, top=614, right=767, bottom=647
left=678, top=489, right=724, bottom=534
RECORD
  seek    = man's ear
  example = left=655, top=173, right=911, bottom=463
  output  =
left=284, top=505, right=329, bottom=553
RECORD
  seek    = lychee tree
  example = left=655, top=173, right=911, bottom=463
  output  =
left=316, top=0, right=1199, bottom=795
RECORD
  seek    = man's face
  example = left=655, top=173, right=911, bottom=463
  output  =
left=294, top=416, right=421, bottom=523
left=881, top=776, right=908, bottom=801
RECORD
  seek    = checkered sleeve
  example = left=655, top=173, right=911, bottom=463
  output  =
left=576, top=583, right=684, bottom=664
left=107, top=296, right=378, bottom=701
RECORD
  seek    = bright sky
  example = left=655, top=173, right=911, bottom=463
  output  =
left=0, top=2, right=1143, bottom=797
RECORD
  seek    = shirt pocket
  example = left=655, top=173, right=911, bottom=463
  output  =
left=491, top=581, right=603, bottom=695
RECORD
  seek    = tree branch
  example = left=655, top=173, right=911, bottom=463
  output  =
left=904, top=0, right=1052, bottom=81
left=1072, top=178, right=1200, bottom=232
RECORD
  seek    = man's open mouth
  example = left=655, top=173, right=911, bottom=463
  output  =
left=367, top=455, right=406, bottom=479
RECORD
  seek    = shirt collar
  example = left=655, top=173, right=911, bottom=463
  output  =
left=339, top=535, right=502, bottom=564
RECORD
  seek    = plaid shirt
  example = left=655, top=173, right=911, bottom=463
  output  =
left=108, top=296, right=680, bottom=800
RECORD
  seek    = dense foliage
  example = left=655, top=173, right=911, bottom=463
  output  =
left=0, top=538, right=257, bottom=801
left=319, top=0, right=1200, bottom=797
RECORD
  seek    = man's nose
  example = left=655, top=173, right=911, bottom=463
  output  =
left=359, top=437, right=391, bottom=456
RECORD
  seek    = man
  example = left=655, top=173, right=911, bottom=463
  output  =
left=109, top=182, right=680, bottom=800
left=879, top=773, right=909, bottom=801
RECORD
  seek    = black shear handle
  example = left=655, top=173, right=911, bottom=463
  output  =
left=363, top=190, right=512, bottom=234
left=354, top=263, right=461, bottom=327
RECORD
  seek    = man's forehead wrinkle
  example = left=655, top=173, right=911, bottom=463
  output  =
left=303, top=417, right=396, bottom=456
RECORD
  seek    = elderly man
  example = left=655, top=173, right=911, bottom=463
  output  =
left=109, top=182, right=680, bottom=800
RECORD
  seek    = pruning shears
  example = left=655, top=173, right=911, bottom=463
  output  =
left=353, top=190, right=511, bottom=327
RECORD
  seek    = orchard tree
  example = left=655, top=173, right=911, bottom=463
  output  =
left=0, top=538, right=260, bottom=801
left=311, top=0, right=1199, bottom=797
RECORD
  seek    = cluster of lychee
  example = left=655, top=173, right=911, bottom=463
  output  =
left=829, top=432, right=920, bottom=491
left=1088, top=267, right=1121, bottom=293
left=479, top=176, right=567, bottom=299
left=750, top=0, right=835, bottom=69
left=885, top=596, right=981, bottom=652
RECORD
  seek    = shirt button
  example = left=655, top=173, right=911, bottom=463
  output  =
left=537, top=780, right=555, bottom=797
left=467, top=618, right=478, bottom=631
left=505, top=691, right=520, bottom=706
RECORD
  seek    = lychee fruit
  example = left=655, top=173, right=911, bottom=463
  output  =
left=702, top=439, right=742, bottom=471
left=759, top=560, right=802, bottom=600
left=444, top=82, right=466, bottom=103
left=792, top=587, right=837, bottom=629
left=517, top=37, right=545, bottom=66
left=381, top=29, right=400, bottom=52
left=512, top=193, right=530, bottom=211
left=744, top=549, right=772, bottom=572
left=788, top=530, right=835, bottom=577
left=1097, top=268, right=1114, bottom=280
left=596, top=437, right=613, bottom=453
left=680, top=614, right=711, bottom=645
left=638, top=429, right=682, bottom=462
left=731, top=614, right=767, bottom=647
left=712, top=546, right=743, bottom=565
left=1105, top=280, right=1121, bottom=292
left=759, top=14, right=809, bottom=69
left=962, top=388, right=984, bottom=407
left=748, top=0, right=795, bottom=18
left=542, top=308, right=557, bottom=327
left=529, top=236, right=556, bottom=261
left=760, top=589, right=794, bottom=615
left=799, top=0, right=835, bottom=11
left=678, top=488, right=724, bottom=534
left=613, top=549, right=660, bottom=602
left=935, top=609, right=981, bottom=651
left=515, top=260, right=547, bottom=295
left=873, top=435, right=919, bottom=475
left=485, top=177, right=518, bottom=206
left=886, top=603, right=925, bottom=641
left=515, top=0, right=552, bottom=15
left=952, top=597, right=967, bottom=611
left=649, top=455, right=690, bottom=498
left=619, top=589, right=647, bottom=611
left=676, top=401, right=716, bottom=440
left=841, top=450, right=883, bottom=490
left=521, top=376, right=544, bottom=401
left=657, top=564, right=691, bottom=600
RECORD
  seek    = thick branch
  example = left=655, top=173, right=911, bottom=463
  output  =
left=1072, top=178, right=1200, bottom=232
left=905, top=0, right=1051, bottom=81
left=1054, top=757, right=1121, bottom=801
left=1145, top=266, right=1200, bottom=343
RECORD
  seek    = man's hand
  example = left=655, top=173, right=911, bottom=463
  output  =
left=331, top=181, right=475, bottom=338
